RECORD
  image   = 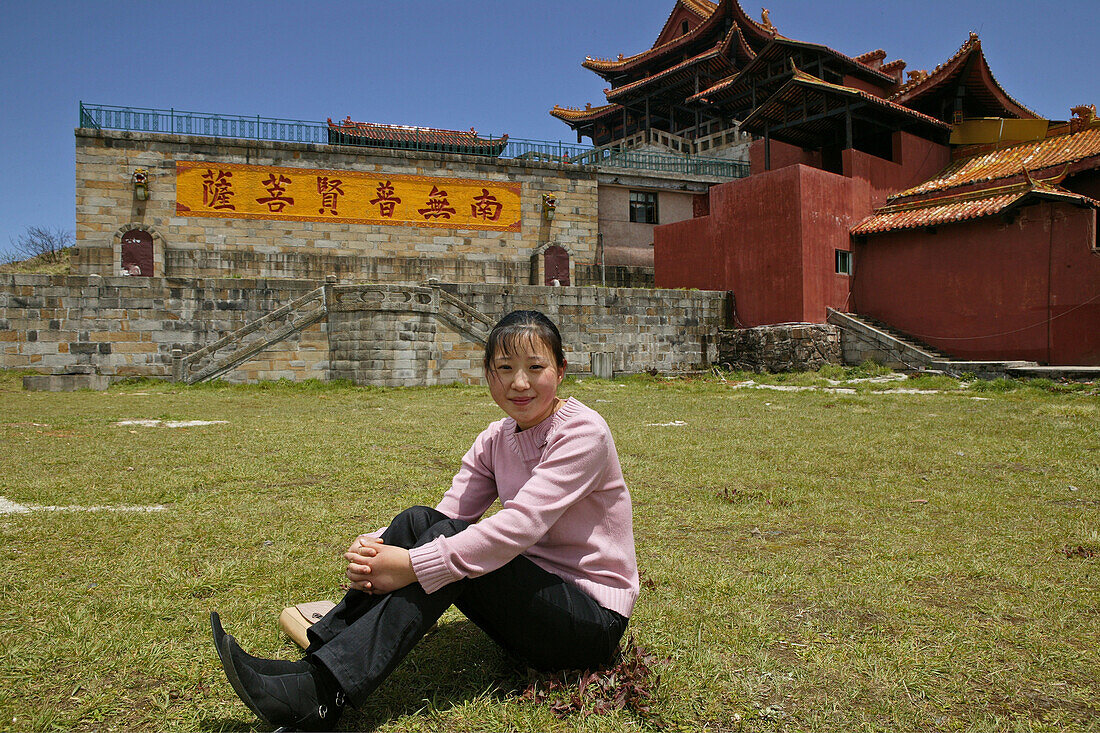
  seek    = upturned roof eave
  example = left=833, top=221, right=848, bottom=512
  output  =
left=582, top=0, right=775, bottom=80
left=889, top=34, right=1038, bottom=120
left=738, top=69, right=951, bottom=134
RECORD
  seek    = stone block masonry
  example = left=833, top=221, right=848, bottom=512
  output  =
left=718, top=323, right=841, bottom=372
left=439, top=284, right=722, bottom=377
left=1, top=275, right=726, bottom=386
left=1, top=274, right=327, bottom=382
left=74, top=129, right=598, bottom=284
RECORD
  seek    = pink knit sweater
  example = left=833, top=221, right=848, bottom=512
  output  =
left=407, top=397, right=639, bottom=617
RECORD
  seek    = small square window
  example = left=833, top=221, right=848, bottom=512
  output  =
left=629, top=191, right=659, bottom=224
left=835, top=249, right=853, bottom=275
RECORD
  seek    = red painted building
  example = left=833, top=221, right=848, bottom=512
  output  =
left=640, top=2, right=1100, bottom=364
left=851, top=123, right=1100, bottom=365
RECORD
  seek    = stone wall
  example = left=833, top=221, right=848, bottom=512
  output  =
left=74, top=129, right=598, bottom=284
left=575, top=264, right=655, bottom=289
left=444, top=283, right=722, bottom=376
left=0, top=274, right=327, bottom=381
left=718, top=323, right=841, bottom=372
left=826, top=310, right=934, bottom=370
left=2, top=274, right=726, bottom=386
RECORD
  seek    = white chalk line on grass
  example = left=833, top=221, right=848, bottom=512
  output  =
left=0, top=496, right=167, bottom=516
left=730, top=380, right=942, bottom=395
left=115, top=419, right=228, bottom=428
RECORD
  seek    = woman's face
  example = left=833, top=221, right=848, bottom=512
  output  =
left=487, top=334, right=565, bottom=430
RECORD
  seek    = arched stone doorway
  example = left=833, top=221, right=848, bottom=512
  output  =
left=120, top=229, right=154, bottom=276
left=544, top=244, right=570, bottom=285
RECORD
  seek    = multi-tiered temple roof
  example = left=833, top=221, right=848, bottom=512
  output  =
left=553, top=0, right=1037, bottom=155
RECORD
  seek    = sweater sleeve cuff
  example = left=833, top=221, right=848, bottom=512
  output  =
left=408, top=538, right=455, bottom=594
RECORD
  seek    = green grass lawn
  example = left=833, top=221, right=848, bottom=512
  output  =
left=0, top=370, right=1096, bottom=732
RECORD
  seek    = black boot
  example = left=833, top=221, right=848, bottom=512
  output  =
left=211, top=612, right=302, bottom=676
left=215, top=625, right=345, bottom=731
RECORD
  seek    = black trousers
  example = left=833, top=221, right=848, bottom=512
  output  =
left=307, top=506, right=629, bottom=705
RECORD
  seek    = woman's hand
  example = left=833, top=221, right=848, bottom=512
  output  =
left=344, top=541, right=416, bottom=594
left=347, top=534, right=384, bottom=558
left=344, top=535, right=383, bottom=591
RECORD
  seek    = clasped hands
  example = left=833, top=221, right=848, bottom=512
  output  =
left=344, top=535, right=416, bottom=594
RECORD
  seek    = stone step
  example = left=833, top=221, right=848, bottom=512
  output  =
left=855, top=316, right=953, bottom=359
left=24, top=373, right=109, bottom=391
left=1005, top=365, right=1100, bottom=382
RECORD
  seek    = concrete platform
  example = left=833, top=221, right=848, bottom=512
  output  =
left=23, top=373, right=110, bottom=391
left=1006, top=365, right=1100, bottom=382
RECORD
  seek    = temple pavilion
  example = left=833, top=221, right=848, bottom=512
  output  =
left=552, top=0, right=1042, bottom=162
left=560, top=0, right=1098, bottom=365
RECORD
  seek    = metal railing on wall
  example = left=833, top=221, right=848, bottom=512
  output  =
left=78, top=102, right=748, bottom=179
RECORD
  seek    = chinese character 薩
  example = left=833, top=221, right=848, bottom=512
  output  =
left=201, top=169, right=236, bottom=210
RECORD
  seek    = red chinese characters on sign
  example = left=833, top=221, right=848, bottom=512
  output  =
left=256, top=174, right=294, bottom=212
left=317, top=176, right=345, bottom=215
left=418, top=186, right=456, bottom=220
left=369, top=181, right=401, bottom=218
left=201, top=169, right=236, bottom=210
left=471, top=188, right=503, bottom=221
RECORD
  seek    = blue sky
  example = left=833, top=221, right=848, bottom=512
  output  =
left=0, top=0, right=1096, bottom=259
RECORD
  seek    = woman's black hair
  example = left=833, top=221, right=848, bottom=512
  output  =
left=483, top=310, right=566, bottom=375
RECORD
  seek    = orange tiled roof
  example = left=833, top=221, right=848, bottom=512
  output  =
left=686, top=71, right=739, bottom=104
left=681, top=0, right=718, bottom=16
left=327, top=117, right=508, bottom=151
left=894, top=126, right=1100, bottom=198
left=880, top=58, right=907, bottom=78
left=888, top=33, right=1036, bottom=118
left=549, top=103, right=621, bottom=123
left=855, top=49, right=887, bottom=66
left=852, top=178, right=1099, bottom=236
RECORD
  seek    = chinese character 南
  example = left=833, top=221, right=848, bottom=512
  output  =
left=418, top=185, right=456, bottom=220
left=470, top=188, right=503, bottom=221
left=201, top=169, right=236, bottom=210
left=256, top=173, right=295, bottom=213
left=369, top=181, right=402, bottom=218
left=317, top=176, right=345, bottom=215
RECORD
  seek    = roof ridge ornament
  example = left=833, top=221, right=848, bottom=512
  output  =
left=1070, top=104, right=1097, bottom=132
left=761, top=7, right=775, bottom=32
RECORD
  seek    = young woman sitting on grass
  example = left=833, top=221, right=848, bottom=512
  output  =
left=211, top=309, right=639, bottom=731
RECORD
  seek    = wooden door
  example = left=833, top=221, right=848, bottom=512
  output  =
left=121, top=230, right=153, bottom=276
left=544, top=245, right=569, bottom=285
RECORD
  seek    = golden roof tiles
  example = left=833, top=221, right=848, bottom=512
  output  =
left=896, top=127, right=1100, bottom=198
left=852, top=179, right=1098, bottom=236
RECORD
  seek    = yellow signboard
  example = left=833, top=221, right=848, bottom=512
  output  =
left=175, top=162, right=522, bottom=232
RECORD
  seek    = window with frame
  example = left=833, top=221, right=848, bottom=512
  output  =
left=835, top=249, right=853, bottom=275
left=629, top=191, right=659, bottom=224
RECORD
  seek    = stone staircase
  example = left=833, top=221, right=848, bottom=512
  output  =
left=172, top=280, right=497, bottom=384
left=173, top=285, right=328, bottom=384
left=434, top=287, right=494, bottom=345
left=826, top=309, right=1039, bottom=378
